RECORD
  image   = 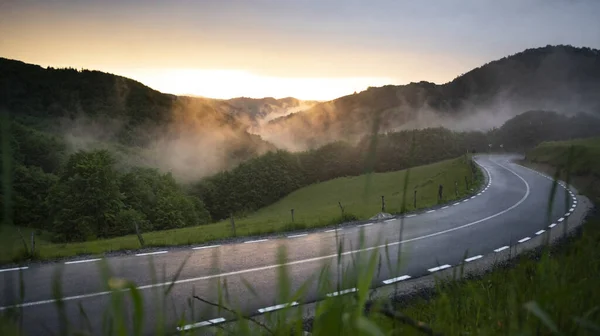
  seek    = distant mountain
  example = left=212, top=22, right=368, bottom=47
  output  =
left=0, top=58, right=276, bottom=180
left=259, top=45, right=600, bottom=150
left=224, top=97, right=318, bottom=126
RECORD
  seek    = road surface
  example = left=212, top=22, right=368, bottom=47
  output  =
left=0, top=155, right=583, bottom=335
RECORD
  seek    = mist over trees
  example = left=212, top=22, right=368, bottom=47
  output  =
left=3, top=45, right=600, bottom=243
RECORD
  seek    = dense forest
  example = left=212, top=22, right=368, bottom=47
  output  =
left=261, top=45, right=600, bottom=150
left=3, top=45, right=600, bottom=243
left=2, top=109, right=600, bottom=242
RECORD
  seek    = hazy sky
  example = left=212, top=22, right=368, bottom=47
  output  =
left=2, top=0, right=600, bottom=100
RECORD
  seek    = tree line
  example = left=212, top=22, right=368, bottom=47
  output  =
left=2, top=110, right=600, bottom=242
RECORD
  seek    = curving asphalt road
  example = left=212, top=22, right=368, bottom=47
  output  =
left=0, top=154, right=584, bottom=335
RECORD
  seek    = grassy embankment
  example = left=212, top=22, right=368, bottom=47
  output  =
left=360, top=138, right=600, bottom=335
left=0, top=155, right=481, bottom=264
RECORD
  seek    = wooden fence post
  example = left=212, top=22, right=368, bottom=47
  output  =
left=381, top=196, right=385, bottom=212
left=230, top=213, right=236, bottom=237
left=291, top=209, right=295, bottom=223
left=135, top=222, right=145, bottom=247
left=413, top=190, right=417, bottom=209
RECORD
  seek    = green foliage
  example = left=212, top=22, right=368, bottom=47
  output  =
left=11, top=165, right=57, bottom=229
left=48, top=150, right=123, bottom=242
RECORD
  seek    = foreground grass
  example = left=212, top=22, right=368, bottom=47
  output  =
left=1, top=156, right=481, bottom=264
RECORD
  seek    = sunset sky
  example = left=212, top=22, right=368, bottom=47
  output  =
left=2, top=0, right=600, bottom=100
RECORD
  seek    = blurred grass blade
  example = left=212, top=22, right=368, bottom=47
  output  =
left=524, top=301, right=562, bottom=335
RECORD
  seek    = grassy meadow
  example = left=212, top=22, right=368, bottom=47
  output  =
left=1, top=155, right=481, bottom=264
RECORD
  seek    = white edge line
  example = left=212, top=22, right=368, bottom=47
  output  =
left=326, top=288, right=357, bottom=297
left=177, top=317, right=226, bottom=331
left=465, top=255, right=482, bottom=262
left=382, top=275, right=411, bottom=284
left=324, top=229, right=339, bottom=233
left=558, top=217, right=564, bottom=222
left=192, top=245, right=221, bottom=250
left=65, top=258, right=102, bottom=265
left=549, top=223, right=557, bottom=228
left=406, top=214, right=416, bottom=218
left=453, top=202, right=460, bottom=206
left=428, top=264, right=451, bottom=272
left=0, top=159, right=533, bottom=312
left=535, top=230, right=545, bottom=235
left=426, top=210, right=435, bottom=213
left=358, top=223, right=373, bottom=227
left=287, top=234, right=308, bottom=238
left=384, top=218, right=395, bottom=223
left=441, top=206, right=449, bottom=209
left=244, top=239, right=268, bottom=244
left=135, top=251, right=168, bottom=257
left=494, top=246, right=509, bottom=252
left=518, top=237, right=531, bottom=243
left=257, top=301, right=298, bottom=313
left=0, top=267, right=28, bottom=273
left=470, top=196, right=476, bottom=199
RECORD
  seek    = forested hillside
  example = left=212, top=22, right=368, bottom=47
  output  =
left=261, top=45, right=600, bottom=150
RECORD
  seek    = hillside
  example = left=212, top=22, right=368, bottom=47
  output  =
left=259, top=45, right=600, bottom=150
left=225, top=97, right=318, bottom=127
left=0, top=58, right=276, bottom=180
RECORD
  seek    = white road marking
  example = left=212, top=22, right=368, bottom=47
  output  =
left=494, top=246, right=509, bottom=252
left=535, top=230, right=545, bottom=235
left=324, top=229, right=340, bottom=233
left=426, top=210, right=435, bottom=213
left=258, top=301, right=298, bottom=313
left=518, top=237, right=531, bottom=243
left=462, top=199, right=469, bottom=203
left=135, top=251, right=167, bottom=257
left=384, top=219, right=395, bottom=223
left=465, top=255, right=482, bottom=262
left=326, top=288, right=357, bottom=297
left=0, top=267, right=28, bottom=273
left=382, top=275, right=411, bottom=284
left=244, top=239, right=268, bottom=244
left=549, top=223, right=557, bottom=228
left=358, top=223, right=373, bottom=227
left=477, top=193, right=482, bottom=196
left=65, top=258, right=101, bottom=265
left=470, top=196, right=476, bottom=199
left=287, top=234, right=307, bottom=238
left=0, top=159, right=534, bottom=312
left=453, top=202, right=460, bottom=206
left=177, top=317, right=226, bottom=331
left=558, top=217, right=564, bottom=222
left=428, top=264, right=451, bottom=272
left=406, top=214, right=416, bottom=218
left=192, top=245, right=221, bottom=250
left=569, top=208, right=575, bottom=212
left=441, top=206, right=449, bottom=210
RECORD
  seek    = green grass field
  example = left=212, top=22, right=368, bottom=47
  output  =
left=359, top=138, right=600, bottom=335
left=526, top=137, right=600, bottom=177
left=0, top=155, right=481, bottom=264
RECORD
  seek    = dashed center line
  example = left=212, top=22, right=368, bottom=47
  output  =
left=382, top=275, right=411, bottom=284
left=428, top=264, right=451, bottom=272
left=135, top=251, right=168, bottom=257
left=65, top=258, right=101, bottom=265
left=558, top=217, right=565, bottom=222
left=549, top=223, right=557, bottom=228
left=258, top=301, right=298, bottom=313
left=535, top=230, right=545, bottom=235
left=494, top=246, right=509, bottom=252
left=518, top=237, right=531, bottom=243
